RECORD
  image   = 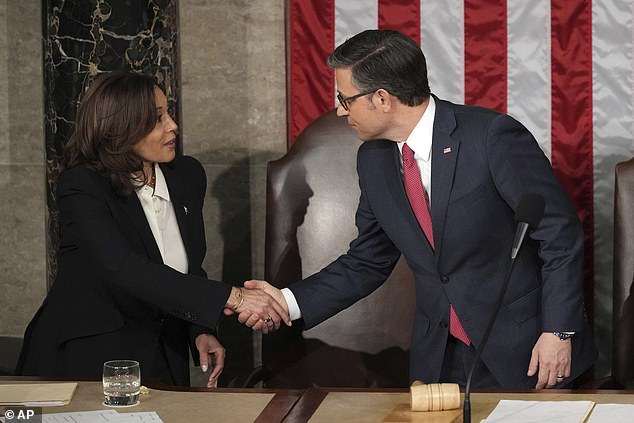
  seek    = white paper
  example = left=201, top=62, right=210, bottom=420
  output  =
left=587, top=403, right=634, bottom=423
left=1, top=410, right=163, bottom=423
left=482, top=400, right=594, bottom=423
left=105, top=412, right=163, bottom=422
left=42, top=410, right=119, bottom=422
left=20, top=402, right=67, bottom=407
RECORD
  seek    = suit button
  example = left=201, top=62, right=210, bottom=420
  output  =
left=439, top=321, right=448, bottom=328
left=441, top=275, right=449, bottom=284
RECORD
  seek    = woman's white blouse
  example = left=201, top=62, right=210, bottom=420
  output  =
left=135, top=164, right=188, bottom=274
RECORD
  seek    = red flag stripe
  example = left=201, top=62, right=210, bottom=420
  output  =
left=464, top=0, right=507, bottom=113
left=288, top=0, right=335, bottom=145
left=378, top=0, right=421, bottom=44
left=551, top=0, right=594, bottom=321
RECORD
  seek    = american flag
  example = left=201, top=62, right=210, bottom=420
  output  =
left=287, top=0, right=634, bottom=377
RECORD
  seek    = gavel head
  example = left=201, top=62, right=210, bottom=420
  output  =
left=410, top=381, right=461, bottom=411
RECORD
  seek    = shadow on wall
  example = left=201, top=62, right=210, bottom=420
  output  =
left=0, top=336, right=23, bottom=375
left=261, top=163, right=314, bottom=387
left=191, top=149, right=280, bottom=387
left=212, top=155, right=253, bottom=387
left=267, top=163, right=313, bottom=285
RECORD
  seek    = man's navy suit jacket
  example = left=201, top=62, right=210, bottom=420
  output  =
left=290, top=96, right=596, bottom=388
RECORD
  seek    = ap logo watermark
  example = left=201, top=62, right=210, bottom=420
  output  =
left=2, top=407, right=42, bottom=423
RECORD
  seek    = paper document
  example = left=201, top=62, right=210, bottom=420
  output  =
left=587, top=403, right=634, bottom=423
left=0, top=383, right=77, bottom=406
left=481, top=400, right=595, bottom=423
left=0, top=410, right=163, bottom=423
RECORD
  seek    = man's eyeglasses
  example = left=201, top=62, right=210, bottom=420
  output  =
left=337, top=89, right=377, bottom=111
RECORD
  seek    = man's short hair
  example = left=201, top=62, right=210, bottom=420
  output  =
left=327, top=29, right=430, bottom=106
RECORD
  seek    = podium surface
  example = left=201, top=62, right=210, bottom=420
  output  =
left=2, top=379, right=634, bottom=422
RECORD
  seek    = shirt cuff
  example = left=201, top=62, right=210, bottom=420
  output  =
left=281, top=288, right=302, bottom=321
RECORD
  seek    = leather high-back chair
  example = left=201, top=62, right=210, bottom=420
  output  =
left=613, top=157, right=634, bottom=389
left=263, top=110, right=416, bottom=388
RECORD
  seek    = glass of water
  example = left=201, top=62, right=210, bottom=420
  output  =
left=102, top=360, right=141, bottom=406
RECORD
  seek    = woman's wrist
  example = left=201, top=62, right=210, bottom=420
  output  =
left=226, top=287, right=244, bottom=311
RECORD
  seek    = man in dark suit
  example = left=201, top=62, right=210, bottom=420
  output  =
left=241, top=29, right=596, bottom=389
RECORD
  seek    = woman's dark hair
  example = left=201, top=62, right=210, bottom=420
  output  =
left=327, top=29, right=430, bottom=106
left=63, top=71, right=160, bottom=196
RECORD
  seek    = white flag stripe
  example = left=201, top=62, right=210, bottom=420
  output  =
left=507, top=0, right=552, bottom=159
left=421, top=0, right=464, bottom=104
left=334, top=1, right=378, bottom=107
left=592, top=0, right=634, bottom=376
left=334, top=1, right=377, bottom=49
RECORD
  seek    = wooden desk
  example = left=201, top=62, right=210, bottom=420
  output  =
left=3, top=379, right=634, bottom=422
left=288, top=387, right=634, bottom=422
left=0, top=380, right=301, bottom=423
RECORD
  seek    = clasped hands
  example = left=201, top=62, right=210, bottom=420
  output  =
left=224, top=280, right=290, bottom=334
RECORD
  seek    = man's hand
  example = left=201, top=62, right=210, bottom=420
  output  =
left=244, top=280, right=287, bottom=309
left=195, top=333, right=225, bottom=388
left=223, top=283, right=291, bottom=334
left=527, top=332, right=572, bottom=389
left=240, top=280, right=290, bottom=333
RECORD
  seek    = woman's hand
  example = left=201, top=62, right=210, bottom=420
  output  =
left=195, top=333, right=225, bottom=388
left=223, top=286, right=291, bottom=334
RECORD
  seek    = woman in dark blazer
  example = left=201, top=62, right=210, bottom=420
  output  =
left=16, top=72, right=288, bottom=386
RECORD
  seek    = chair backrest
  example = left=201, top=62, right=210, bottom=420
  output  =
left=613, top=157, right=634, bottom=389
left=263, top=110, right=416, bottom=388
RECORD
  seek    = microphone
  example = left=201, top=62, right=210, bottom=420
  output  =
left=512, top=193, right=546, bottom=259
left=463, top=193, right=545, bottom=423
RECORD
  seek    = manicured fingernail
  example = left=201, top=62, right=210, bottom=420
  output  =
left=201, top=364, right=208, bottom=372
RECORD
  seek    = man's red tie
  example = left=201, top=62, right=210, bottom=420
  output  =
left=402, top=143, right=471, bottom=346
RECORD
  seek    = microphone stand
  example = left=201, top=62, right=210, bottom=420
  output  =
left=463, top=257, right=517, bottom=423
left=463, top=193, right=543, bottom=422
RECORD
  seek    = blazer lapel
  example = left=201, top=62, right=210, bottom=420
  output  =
left=383, top=142, right=435, bottom=256
left=430, top=97, right=461, bottom=255
left=160, top=163, right=196, bottom=263
left=118, top=188, right=163, bottom=264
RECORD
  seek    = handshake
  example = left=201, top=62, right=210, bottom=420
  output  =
left=223, top=280, right=291, bottom=334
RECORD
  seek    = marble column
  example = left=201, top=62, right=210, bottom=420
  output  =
left=43, top=0, right=181, bottom=287
left=0, top=1, right=46, bottom=343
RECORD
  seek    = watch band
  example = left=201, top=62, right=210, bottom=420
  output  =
left=553, top=331, right=574, bottom=340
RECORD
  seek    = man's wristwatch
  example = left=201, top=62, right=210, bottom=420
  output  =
left=553, top=331, right=575, bottom=340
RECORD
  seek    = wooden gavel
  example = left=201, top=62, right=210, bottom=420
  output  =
left=410, top=380, right=461, bottom=411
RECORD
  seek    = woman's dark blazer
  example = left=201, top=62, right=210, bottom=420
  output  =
left=16, top=155, right=231, bottom=386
